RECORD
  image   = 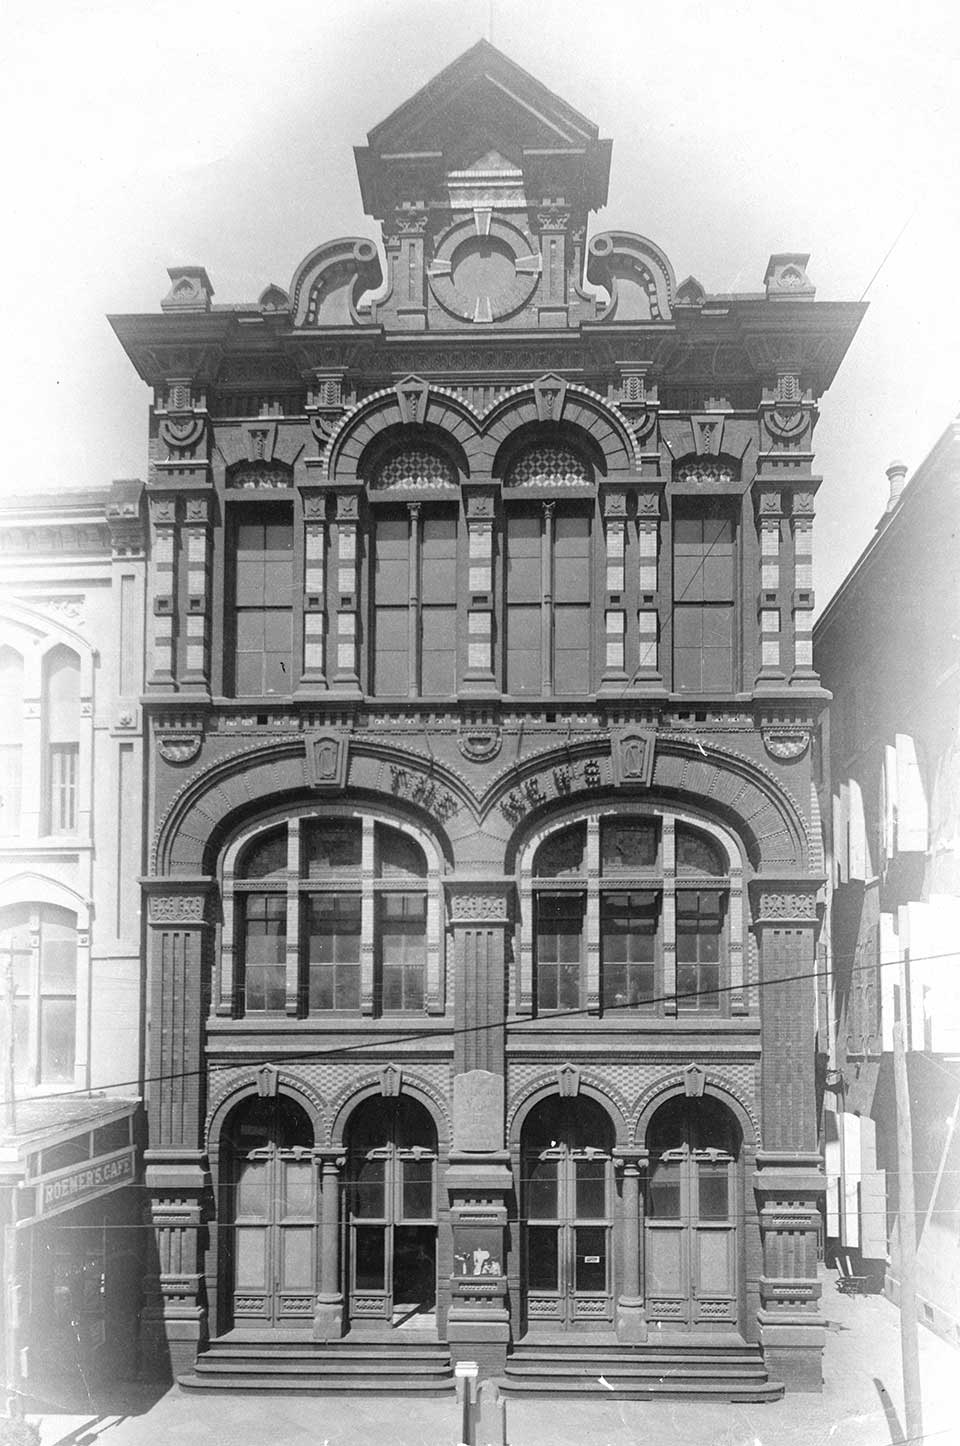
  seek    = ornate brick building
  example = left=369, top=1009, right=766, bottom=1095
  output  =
left=0, top=483, right=146, bottom=1407
left=110, top=42, right=864, bottom=1395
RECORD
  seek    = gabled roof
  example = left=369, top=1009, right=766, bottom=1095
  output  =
left=355, top=39, right=611, bottom=218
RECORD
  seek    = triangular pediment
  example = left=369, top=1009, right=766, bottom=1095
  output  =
left=355, top=40, right=611, bottom=219
left=367, top=40, right=598, bottom=153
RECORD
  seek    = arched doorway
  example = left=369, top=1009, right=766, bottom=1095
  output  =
left=521, top=1095, right=615, bottom=1329
left=220, top=1094, right=317, bottom=1328
left=345, top=1096, right=438, bottom=1325
left=644, top=1094, right=742, bottom=1328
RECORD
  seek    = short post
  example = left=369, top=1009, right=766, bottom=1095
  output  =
left=454, top=1359, right=479, bottom=1446
left=476, top=1378, right=507, bottom=1446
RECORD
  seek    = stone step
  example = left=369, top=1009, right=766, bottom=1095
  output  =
left=180, top=1340, right=456, bottom=1393
left=499, top=1376, right=785, bottom=1402
left=504, top=1358, right=771, bottom=1380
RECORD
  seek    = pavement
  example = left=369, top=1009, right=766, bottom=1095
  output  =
left=20, top=1269, right=959, bottom=1446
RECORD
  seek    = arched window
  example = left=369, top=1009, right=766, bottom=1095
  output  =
left=522, top=811, right=738, bottom=1017
left=44, top=646, right=80, bottom=834
left=225, top=813, right=441, bottom=1017
left=0, top=648, right=24, bottom=836
left=0, top=904, right=77, bottom=1085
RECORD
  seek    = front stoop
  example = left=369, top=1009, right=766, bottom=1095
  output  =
left=178, top=1334, right=455, bottom=1394
left=501, top=1334, right=784, bottom=1402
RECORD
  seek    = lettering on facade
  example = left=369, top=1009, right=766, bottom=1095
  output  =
left=388, top=765, right=460, bottom=821
left=453, top=1070, right=504, bottom=1152
left=36, top=1148, right=135, bottom=1219
left=499, top=756, right=606, bottom=825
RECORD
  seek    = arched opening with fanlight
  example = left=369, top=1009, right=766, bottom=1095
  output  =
left=520, top=1094, right=617, bottom=1330
left=219, top=1094, right=317, bottom=1329
left=644, top=1093, right=744, bottom=1329
left=344, top=1095, right=440, bottom=1327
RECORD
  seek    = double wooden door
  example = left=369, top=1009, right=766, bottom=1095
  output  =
left=522, top=1096, right=615, bottom=1329
left=223, top=1097, right=318, bottom=1328
left=644, top=1096, right=740, bottom=1328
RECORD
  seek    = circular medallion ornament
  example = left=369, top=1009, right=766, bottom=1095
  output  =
left=428, top=216, right=541, bottom=323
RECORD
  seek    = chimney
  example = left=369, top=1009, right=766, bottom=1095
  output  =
left=881, top=458, right=908, bottom=521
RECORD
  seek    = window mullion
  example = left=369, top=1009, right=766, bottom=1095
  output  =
left=584, top=816, right=600, bottom=1012
left=541, top=501, right=554, bottom=695
left=662, top=816, right=677, bottom=1016
left=29, top=913, right=41, bottom=1085
left=408, top=503, right=421, bottom=697
left=285, top=820, right=300, bottom=1016
left=361, top=817, right=375, bottom=1014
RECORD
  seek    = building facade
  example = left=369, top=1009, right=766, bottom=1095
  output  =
left=0, top=483, right=147, bottom=1407
left=111, top=43, right=864, bottom=1394
left=815, top=423, right=960, bottom=1342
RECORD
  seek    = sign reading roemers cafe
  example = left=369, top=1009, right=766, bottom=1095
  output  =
left=28, top=1147, right=136, bottom=1221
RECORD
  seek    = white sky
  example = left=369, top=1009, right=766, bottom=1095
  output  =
left=4, top=0, right=959, bottom=608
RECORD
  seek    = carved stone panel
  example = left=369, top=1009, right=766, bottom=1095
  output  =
left=453, top=1070, right=504, bottom=1153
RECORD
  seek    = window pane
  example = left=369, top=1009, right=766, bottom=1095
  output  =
left=352, top=1158, right=385, bottom=1219
left=648, top=1160, right=681, bottom=1219
left=575, top=1226, right=606, bottom=1292
left=526, top=1227, right=558, bottom=1291
left=303, top=820, right=361, bottom=876
left=376, top=825, right=427, bottom=879
left=601, top=892, right=658, bottom=1010
left=536, top=895, right=583, bottom=1011
left=239, top=827, right=287, bottom=880
left=40, top=998, right=75, bottom=1081
left=354, top=1226, right=386, bottom=1290
left=601, top=821, right=657, bottom=872
left=534, top=825, right=585, bottom=877
left=527, top=1157, right=558, bottom=1219
left=698, top=1163, right=730, bottom=1220
left=243, top=894, right=286, bottom=1012
left=306, top=894, right=360, bottom=1011
left=402, top=1158, right=434, bottom=1220
left=575, top=1159, right=606, bottom=1219
left=377, top=893, right=426, bottom=1012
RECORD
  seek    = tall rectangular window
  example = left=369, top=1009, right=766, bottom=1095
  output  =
left=231, top=507, right=294, bottom=695
left=0, top=649, right=23, bottom=836
left=554, top=511, right=591, bottom=694
left=241, top=894, right=287, bottom=1012
left=372, top=508, right=457, bottom=697
left=676, top=889, right=724, bottom=1011
left=420, top=515, right=457, bottom=695
left=44, top=647, right=80, bottom=834
left=505, top=511, right=542, bottom=694
left=601, top=891, right=659, bottom=1012
left=372, top=514, right=409, bottom=695
left=305, top=894, right=361, bottom=1010
left=535, top=893, right=584, bottom=1011
left=377, top=893, right=427, bottom=1012
left=673, top=504, right=736, bottom=692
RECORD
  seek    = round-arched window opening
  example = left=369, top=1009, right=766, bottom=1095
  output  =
left=533, top=823, right=585, bottom=877
left=504, top=445, right=591, bottom=489
left=521, top=1094, right=615, bottom=1154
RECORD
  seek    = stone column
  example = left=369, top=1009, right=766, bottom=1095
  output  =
left=614, top=1149, right=648, bottom=1341
left=750, top=879, right=825, bottom=1391
left=141, top=880, right=214, bottom=1377
left=314, top=1151, right=346, bottom=1341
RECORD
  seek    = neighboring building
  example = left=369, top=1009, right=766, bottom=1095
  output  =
left=0, top=483, right=147, bottom=1407
left=110, top=42, right=864, bottom=1396
left=816, top=420, right=960, bottom=1343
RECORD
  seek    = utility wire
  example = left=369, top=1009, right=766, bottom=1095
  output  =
left=10, top=944, right=959, bottom=1115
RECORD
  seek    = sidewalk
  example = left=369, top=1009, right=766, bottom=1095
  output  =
left=26, top=1270, right=958, bottom=1446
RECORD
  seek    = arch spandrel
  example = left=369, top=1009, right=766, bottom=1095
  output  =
left=633, top=1074, right=761, bottom=1151
left=508, top=1079, right=629, bottom=1149
left=476, top=737, right=810, bottom=873
left=328, top=1076, right=450, bottom=1151
left=153, top=737, right=481, bottom=877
